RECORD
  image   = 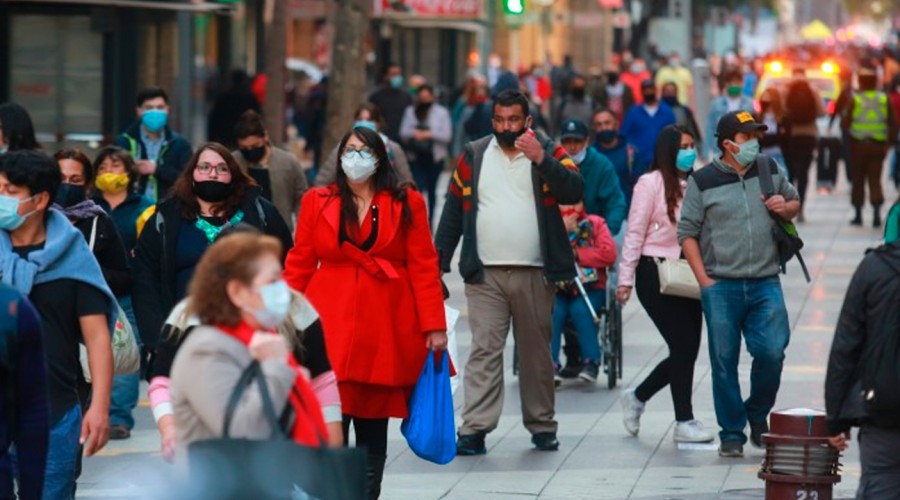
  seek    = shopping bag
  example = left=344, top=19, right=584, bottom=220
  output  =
left=186, top=362, right=367, bottom=500
left=401, top=351, right=456, bottom=464
left=79, top=302, right=141, bottom=381
left=445, top=305, right=461, bottom=394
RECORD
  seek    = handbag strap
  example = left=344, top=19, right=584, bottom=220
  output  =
left=222, top=361, right=287, bottom=440
left=88, top=216, right=99, bottom=251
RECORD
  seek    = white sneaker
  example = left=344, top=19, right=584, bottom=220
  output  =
left=620, top=389, right=645, bottom=437
left=673, top=420, right=715, bottom=443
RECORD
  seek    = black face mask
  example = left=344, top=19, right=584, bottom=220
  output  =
left=55, top=183, right=86, bottom=208
left=193, top=180, right=234, bottom=203
left=643, top=93, right=657, bottom=104
left=607, top=73, right=620, bottom=85
left=240, top=145, right=266, bottom=163
left=495, top=128, right=526, bottom=148
left=572, top=87, right=586, bottom=99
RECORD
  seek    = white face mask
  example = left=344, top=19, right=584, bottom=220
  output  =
left=570, top=147, right=588, bottom=165
left=248, top=280, right=292, bottom=330
left=341, top=153, right=378, bottom=182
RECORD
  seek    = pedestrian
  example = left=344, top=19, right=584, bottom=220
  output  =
left=170, top=233, right=329, bottom=458
left=756, top=87, right=787, bottom=175
left=593, top=108, right=647, bottom=214
left=655, top=52, right=694, bottom=108
left=0, top=283, right=49, bottom=500
left=616, top=125, right=714, bottom=443
left=621, top=80, right=676, bottom=167
left=595, top=67, right=636, bottom=122
left=369, top=64, right=414, bottom=143
left=113, top=87, right=193, bottom=202
left=0, top=102, right=40, bottom=153
left=678, top=111, right=801, bottom=457
left=556, top=75, right=597, bottom=136
left=132, top=143, right=293, bottom=365
left=451, top=75, right=491, bottom=156
left=551, top=202, right=617, bottom=383
left=782, top=70, right=825, bottom=220
left=705, top=71, right=754, bottom=157
left=90, top=146, right=156, bottom=258
left=435, top=89, right=583, bottom=455
left=825, top=239, right=900, bottom=499
left=0, top=150, right=117, bottom=499
left=283, top=125, right=447, bottom=499
left=399, top=84, right=453, bottom=219
left=839, top=67, right=897, bottom=227
left=661, top=82, right=703, bottom=155
left=315, top=103, right=413, bottom=186
left=621, top=59, right=652, bottom=105
left=207, top=69, right=261, bottom=149
left=232, top=109, right=308, bottom=231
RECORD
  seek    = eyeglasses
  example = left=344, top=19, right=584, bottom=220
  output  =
left=342, top=147, right=374, bottom=160
left=196, top=163, right=230, bottom=175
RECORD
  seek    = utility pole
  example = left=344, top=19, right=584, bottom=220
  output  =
left=322, top=0, right=370, bottom=159
left=263, top=0, right=287, bottom=142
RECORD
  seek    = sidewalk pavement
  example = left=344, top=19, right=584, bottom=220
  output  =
left=78, top=170, right=894, bottom=499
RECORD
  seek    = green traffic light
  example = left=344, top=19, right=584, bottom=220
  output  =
left=505, top=0, right=524, bottom=14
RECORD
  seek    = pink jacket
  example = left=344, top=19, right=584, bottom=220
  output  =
left=573, top=214, right=618, bottom=286
left=618, top=170, right=687, bottom=288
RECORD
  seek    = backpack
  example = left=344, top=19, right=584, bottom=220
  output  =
left=785, top=80, right=818, bottom=125
left=861, top=249, right=900, bottom=427
left=756, top=155, right=811, bottom=282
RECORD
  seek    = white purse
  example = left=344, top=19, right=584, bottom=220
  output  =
left=655, top=257, right=701, bottom=300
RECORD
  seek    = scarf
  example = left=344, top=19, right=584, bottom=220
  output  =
left=217, top=321, right=329, bottom=448
left=53, top=200, right=108, bottom=223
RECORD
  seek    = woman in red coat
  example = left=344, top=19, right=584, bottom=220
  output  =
left=284, top=126, right=447, bottom=499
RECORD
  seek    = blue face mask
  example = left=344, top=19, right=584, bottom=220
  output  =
left=732, top=138, right=760, bottom=167
left=676, top=148, right=697, bottom=172
left=0, top=194, right=37, bottom=231
left=250, top=280, right=292, bottom=330
left=354, top=120, right=378, bottom=131
left=141, top=109, right=168, bottom=133
left=389, top=75, right=404, bottom=89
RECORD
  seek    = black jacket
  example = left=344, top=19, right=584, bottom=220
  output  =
left=825, top=242, right=900, bottom=434
left=75, top=214, right=132, bottom=298
left=132, top=188, right=293, bottom=351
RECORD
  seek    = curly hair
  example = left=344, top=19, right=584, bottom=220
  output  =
left=187, top=232, right=283, bottom=327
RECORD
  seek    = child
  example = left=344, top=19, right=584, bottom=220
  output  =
left=552, top=202, right=617, bottom=383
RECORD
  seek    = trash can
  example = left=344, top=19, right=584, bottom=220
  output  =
left=758, top=408, right=842, bottom=500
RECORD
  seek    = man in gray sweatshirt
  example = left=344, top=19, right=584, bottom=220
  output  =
left=677, top=110, right=801, bottom=458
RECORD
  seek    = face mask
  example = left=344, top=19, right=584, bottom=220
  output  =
left=570, top=148, right=588, bottom=165
left=732, top=138, right=760, bottom=167
left=354, top=120, right=378, bottom=131
left=0, top=145, right=7, bottom=154
left=95, top=172, right=130, bottom=194
left=341, top=153, right=378, bottom=182
left=141, top=109, right=168, bottom=133
left=241, top=145, right=266, bottom=163
left=670, top=59, right=682, bottom=67
left=495, top=128, right=525, bottom=149
left=643, top=93, right=657, bottom=104
left=55, top=184, right=86, bottom=208
left=606, top=73, right=620, bottom=85
left=595, top=130, right=617, bottom=144
left=249, top=280, right=292, bottom=330
left=662, top=96, right=679, bottom=106
left=0, top=194, right=36, bottom=231
left=630, top=64, right=645, bottom=74
left=389, top=75, right=404, bottom=89
left=571, top=87, right=586, bottom=99
left=193, top=180, right=234, bottom=202
left=726, top=85, right=742, bottom=98
left=676, top=148, right=697, bottom=172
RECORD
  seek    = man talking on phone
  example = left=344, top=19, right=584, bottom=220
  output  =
left=677, top=111, right=800, bottom=458
left=436, top=89, right=583, bottom=455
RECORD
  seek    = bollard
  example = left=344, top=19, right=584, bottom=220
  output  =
left=758, top=408, right=842, bottom=500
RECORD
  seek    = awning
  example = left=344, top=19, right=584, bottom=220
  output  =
left=380, top=15, right=486, bottom=34
left=20, top=0, right=235, bottom=14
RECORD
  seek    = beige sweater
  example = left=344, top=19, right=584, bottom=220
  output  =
left=170, top=326, right=296, bottom=456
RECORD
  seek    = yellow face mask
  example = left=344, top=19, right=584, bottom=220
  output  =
left=95, top=172, right=130, bottom=194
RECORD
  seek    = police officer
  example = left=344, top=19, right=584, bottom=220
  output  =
left=840, top=67, right=897, bottom=227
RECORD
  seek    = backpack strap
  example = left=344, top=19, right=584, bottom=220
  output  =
left=255, top=199, right=267, bottom=231
left=88, top=216, right=99, bottom=252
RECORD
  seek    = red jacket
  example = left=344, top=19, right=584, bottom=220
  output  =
left=283, top=186, right=446, bottom=417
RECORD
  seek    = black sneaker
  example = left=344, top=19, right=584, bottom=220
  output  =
left=109, top=424, right=131, bottom=440
left=531, top=432, right=559, bottom=451
left=456, top=432, right=487, bottom=456
left=559, top=363, right=581, bottom=379
left=578, top=361, right=599, bottom=383
left=750, top=420, right=769, bottom=449
left=718, top=440, right=744, bottom=458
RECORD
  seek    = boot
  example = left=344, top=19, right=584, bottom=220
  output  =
left=851, top=206, right=863, bottom=226
left=367, top=454, right=387, bottom=500
left=873, top=205, right=882, bottom=228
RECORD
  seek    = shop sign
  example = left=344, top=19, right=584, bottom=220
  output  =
left=377, top=0, right=483, bottom=18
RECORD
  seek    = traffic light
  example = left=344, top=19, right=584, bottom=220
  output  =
left=505, top=0, right=525, bottom=15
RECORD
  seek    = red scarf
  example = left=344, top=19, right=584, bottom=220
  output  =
left=218, top=321, right=329, bottom=447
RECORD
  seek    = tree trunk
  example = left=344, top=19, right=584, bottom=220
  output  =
left=322, top=0, right=369, bottom=159
left=263, top=0, right=287, bottom=143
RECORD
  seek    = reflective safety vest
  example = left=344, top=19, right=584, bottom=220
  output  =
left=850, top=90, right=889, bottom=141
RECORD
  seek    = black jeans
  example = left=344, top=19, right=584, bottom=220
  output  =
left=633, top=257, right=703, bottom=422
left=783, top=136, right=817, bottom=205
left=817, top=137, right=841, bottom=188
left=410, top=155, right=440, bottom=222
left=857, top=425, right=900, bottom=499
left=342, top=415, right=389, bottom=458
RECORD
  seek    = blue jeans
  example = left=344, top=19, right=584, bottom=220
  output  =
left=110, top=296, right=140, bottom=429
left=551, top=288, right=605, bottom=365
left=43, top=404, right=82, bottom=500
left=701, top=277, right=790, bottom=444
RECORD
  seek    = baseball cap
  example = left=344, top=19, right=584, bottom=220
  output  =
left=715, top=110, right=768, bottom=142
left=560, top=120, right=589, bottom=140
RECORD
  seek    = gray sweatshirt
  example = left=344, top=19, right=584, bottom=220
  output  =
left=677, top=156, right=799, bottom=279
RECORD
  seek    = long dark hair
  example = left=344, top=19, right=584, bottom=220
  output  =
left=172, top=142, right=257, bottom=220
left=334, top=127, right=412, bottom=233
left=649, top=125, right=692, bottom=224
left=0, top=102, right=40, bottom=151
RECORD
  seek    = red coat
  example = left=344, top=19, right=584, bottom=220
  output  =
left=283, top=186, right=446, bottom=418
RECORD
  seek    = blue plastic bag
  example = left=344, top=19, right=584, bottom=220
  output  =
left=401, top=351, right=455, bottom=464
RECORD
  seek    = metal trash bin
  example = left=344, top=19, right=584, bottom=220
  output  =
left=758, top=408, right=842, bottom=500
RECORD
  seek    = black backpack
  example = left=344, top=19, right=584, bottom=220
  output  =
left=861, top=250, right=900, bottom=427
left=785, top=80, right=818, bottom=125
left=756, top=155, right=811, bottom=282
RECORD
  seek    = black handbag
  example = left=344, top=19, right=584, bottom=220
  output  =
left=184, top=361, right=367, bottom=500
left=756, top=155, right=811, bottom=283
